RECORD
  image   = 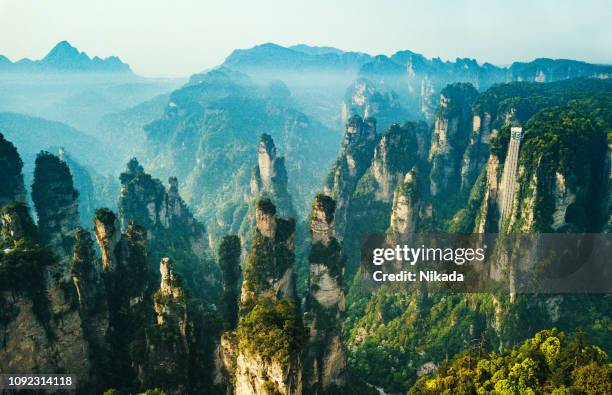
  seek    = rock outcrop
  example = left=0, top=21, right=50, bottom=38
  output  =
left=428, top=83, right=478, bottom=204
left=119, top=158, right=202, bottom=234
left=369, top=122, right=427, bottom=202
left=31, top=151, right=81, bottom=277
left=93, top=208, right=154, bottom=389
left=219, top=235, right=242, bottom=330
left=250, top=133, right=295, bottom=218
left=324, top=118, right=427, bottom=274
left=389, top=167, right=420, bottom=234
left=324, top=115, right=377, bottom=239
left=145, top=257, right=190, bottom=394
left=118, top=158, right=216, bottom=302
left=234, top=199, right=303, bottom=395
left=71, top=227, right=110, bottom=387
left=0, top=143, right=92, bottom=391
left=0, top=132, right=26, bottom=206
left=304, top=194, right=347, bottom=394
left=1, top=134, right=224, bottom=394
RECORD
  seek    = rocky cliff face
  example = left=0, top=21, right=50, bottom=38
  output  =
left=237, top=133, right=298, bottom=249
left=324, top=119, right=427, bottom=274
left=71, top=227, right=110, bottom=384
left=31, top=152, right=97, bottom=384
left=119, top=158, right=198, bottom=233
left=93, top=208, right=155, bottom=390
left=1, top=133, right=223, bottom=394
left=304, top=194, right=347, bottom=394
left=428, top=83, right=478, bottom=208
left=118, top=158, right=218, bottom=302
left=389, top=167, right=420, bottom=234
left=219, top=235, right=242, bottom=330
left=250, top=134, right=295, bottom=218
left=145, top=257, right=190, bottom=394
left=240, top=199, right=296, bottom=303
left=0, top=144, right=93, bottom=391
left=233, top=199, right=303, bottom=395
left=324, top=115, right=377, bottom=239
left=0, top=133, right=26, bottom=206
left=31, top=151, right=81, bottom=276
left=467, top=80, right=612, bottom=234
left=369, top=122, right=427, bottom=203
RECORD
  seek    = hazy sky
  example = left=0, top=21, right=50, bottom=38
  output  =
left=1, top=0, right=610, bottom=77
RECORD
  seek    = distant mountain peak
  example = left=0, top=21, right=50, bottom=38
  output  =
left=0, top=40, right=132, bottom=74
left=43, top=40, right=91, bottom=67
left=46, top=40, right=81, bottom=57
left=222, top=42, right=371, bottom=72
left=289, top=44, right=345, bottom=56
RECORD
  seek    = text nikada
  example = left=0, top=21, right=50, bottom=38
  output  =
left=373, top=270, right=464, bottom=282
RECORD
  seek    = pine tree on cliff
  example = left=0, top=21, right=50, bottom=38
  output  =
left=218, top=234, right=241, bottom=330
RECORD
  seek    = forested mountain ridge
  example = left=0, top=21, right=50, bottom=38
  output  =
left=222, top=43, right=612, bottom=127
left=142, top=67, right=340, bottom=232
left=341, top=78, right=612, bottom=393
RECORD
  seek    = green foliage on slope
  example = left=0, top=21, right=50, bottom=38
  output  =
left=409, top=328, right=611, bottom=395
left=238, top=297, right=305, bottom=366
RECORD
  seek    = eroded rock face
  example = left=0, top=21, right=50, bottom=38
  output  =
left=0, top=178, right=91, bottom=391
left=235, top=199, right=302, bottom=395
left=71, top=228, right=110, bottom=378
left=250, top=133, right=295, bottom=218
left=304, top=194, right=347, bottom=394
left=31, top=151, right=81, bottom=277
left=389, top=168, right=420, bottom=234
left=241, top=199, right=296, bottom=303
left=310, top=195, right=335, bottom=245
left=119, top=158, right=202, bottom=233
left=460, top=112, right=494, bottom=194
left=235, top=351, right=302, bottom=395
left=255, top=199, right=277, bottom=239
left=370, top=123, right=425, bottom=202
left=324, top=115, right=377, bottom=238
left=118, top=158, right=217, bottom=303
left=153, top=258, right=188, bottom=349
left=144, top=258, right=191, bottom=395
left=93, top=208, right=122, bottom=272
left=474, top=154, right=502, bottom=233
left=428, top=83, right=478, bottom=201
left=159, top=257, right=184, bottom=303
